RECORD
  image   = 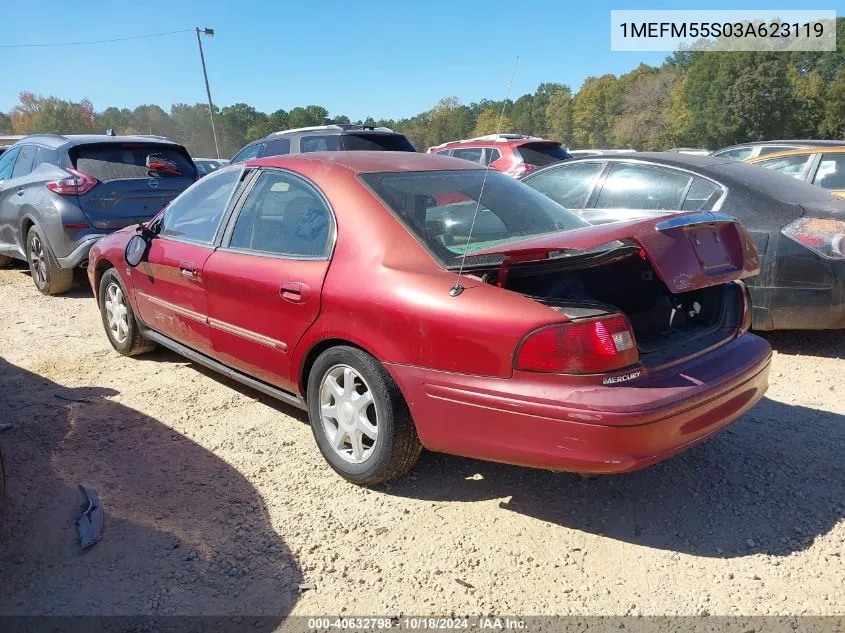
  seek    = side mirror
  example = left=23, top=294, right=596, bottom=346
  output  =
left=125, top=234, right=149, bottom=267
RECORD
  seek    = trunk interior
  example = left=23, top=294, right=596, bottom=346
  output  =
left=499, top=248, right=745, bottom=364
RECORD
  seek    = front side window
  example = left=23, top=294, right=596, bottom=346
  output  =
left=594, top=163, right=691, bottom=210
left=524, top=161, right=604, bottom=209
left=813, top=154, right=845, bottom=190
left=713, top=147, right=754, bottom=161
left=360, top=169, right=588, bottom=268
left=228, top=170, right=332, bottom=257
left=231, top=143, right=262, bottom=163
left=11, top=145, right=36, bottom=178
left=754, top=154, right=814, bottom=181
left=159, top=167, right=241, bottom=243
left=0, top=147, right=19, bottom=181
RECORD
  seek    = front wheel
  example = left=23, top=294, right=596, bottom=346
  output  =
left=98, top=269, right=156, bottom=356
left=307, top=346, right=422, bottom=485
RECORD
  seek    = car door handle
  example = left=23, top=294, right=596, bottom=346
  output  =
left=16, top=190, right=24, bottom=197
left=179, top=261, right=198, bottom=279
left=280, top=281, right=308, bottom=303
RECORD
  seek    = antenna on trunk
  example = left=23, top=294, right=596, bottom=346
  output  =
left=449, top=56, right=520, bottom=297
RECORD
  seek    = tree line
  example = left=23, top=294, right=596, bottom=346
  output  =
left=2, top=18, right=843, bottom=158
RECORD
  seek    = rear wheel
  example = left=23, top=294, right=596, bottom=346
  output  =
left=307, top=346, right=422, bottom=485
left=26, top=226, right=73, bottom=295
left=98, top=269, right=155, bottom=356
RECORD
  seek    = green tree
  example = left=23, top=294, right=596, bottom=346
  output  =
left=472, top=108, right=514, bottom=137
left=0, top=112, right=11, bottom=134
left=613, top=68, right=681, bottom=150
left=571, top=74, right=619, bottom=148
left=545, top=87, right=573, bottom=146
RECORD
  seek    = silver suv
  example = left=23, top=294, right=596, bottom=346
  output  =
left=230, top=124, right=416, bottom=163
left=0, top=134, right=197, bottom=294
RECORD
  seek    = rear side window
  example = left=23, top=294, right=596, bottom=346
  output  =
left=525, top=162, right=604, bottom=209
left=814, top=154, right=845, bottom=190
left=451, top=148, right=484, bottom=163
left=70, top=143, right=196, bottom=181
left=11, top=145, right=37, bottom=178
left=681, top=178, right=721, bottom=210
left=515, top=143, right=571, bottom=167
left=300, top=135, right=340, bottom=153
left=484, top=149, right=501, bottom=165
left=262, top=138, right=291, bottom=157
left=35, top=147, right=55, bottom=169
left=594, top=163, right=691, bottom=210
left=754, top=154, right=814, bottom=181
left=159, top=167, right=241, bottom=244
left=228, top=170, right=332, bottom=257
left=340, top=133, right=416, bottom=152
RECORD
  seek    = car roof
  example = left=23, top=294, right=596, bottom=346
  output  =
left=246, top=150, right=485, bottom=174
left=529, top=151, right=843, bottom=206
left=14, top=133, right=183, bottom=150
left=747, top=146, right=845, bottom=161
left=264, top=124, right=399, bottom=140
left=716, top=140, right=845, bottom=151
left=430, top=135, right=559, bottom=151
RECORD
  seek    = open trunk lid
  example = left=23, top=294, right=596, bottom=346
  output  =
left=69, top=143, right=197, bottom=229
left=471, top=211, right=760, bottom=294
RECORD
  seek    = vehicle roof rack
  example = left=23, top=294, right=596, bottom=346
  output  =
left=269, top=124, right=395, bottom=136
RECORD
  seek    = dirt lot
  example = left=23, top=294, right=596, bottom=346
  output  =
left=0, top=264, right=843, bottom=619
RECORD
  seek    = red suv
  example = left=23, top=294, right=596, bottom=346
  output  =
left=427, top=134, right=571, bottom=178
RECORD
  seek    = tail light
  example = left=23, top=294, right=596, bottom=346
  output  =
left=515, top=314, right=639, bottom=374
left=46, top=168, right=97, bottom=196
left=781, top=217, right=845, bottom=260
left=504, top=163, right=537, bottom=179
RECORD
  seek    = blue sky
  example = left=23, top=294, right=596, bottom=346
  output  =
left=1, top=0, right=815, bottom=121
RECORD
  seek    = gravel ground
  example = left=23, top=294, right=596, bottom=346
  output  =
left=0, top=264, right=843, bottom=619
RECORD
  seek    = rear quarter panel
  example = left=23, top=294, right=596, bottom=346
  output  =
left=288, top=163, right=568, bottom=383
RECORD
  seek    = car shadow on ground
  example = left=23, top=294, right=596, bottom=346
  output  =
left=384, top=397, right=844, bottom=559
left=760, top=329, right=845, bottom=360
left=143, top=348, right=310, bottom=424
left=0, top=357, right=301, bottom=622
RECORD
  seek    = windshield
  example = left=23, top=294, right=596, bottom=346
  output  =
left=360, top=169, right=589, bottom=268
left=515, top=143, right=571, bottom=166
left=341, top=133, right=417, bottom=152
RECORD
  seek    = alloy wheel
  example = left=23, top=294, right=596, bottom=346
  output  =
left=29, top=234, right=47, bottom=288
left=319, top=364, right=379, bottom=463
left=104, top=282, right=129, bottom=345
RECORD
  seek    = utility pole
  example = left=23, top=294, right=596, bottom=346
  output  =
left=195, top=27, right=220, bottom=159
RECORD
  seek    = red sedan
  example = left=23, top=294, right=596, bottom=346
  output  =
left=88, top=152, right=771, bottom=485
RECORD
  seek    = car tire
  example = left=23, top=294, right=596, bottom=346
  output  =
left=26, top=225, right=73, bottom=295
left=307, top=346, right=422, bottom=485
left=0, top=254, right=12, bottom=268
left=98, top=268, right=156, bottom=356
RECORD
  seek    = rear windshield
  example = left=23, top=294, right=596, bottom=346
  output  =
left=360, top=169, right=587, bottom=268
left=70, top=143, right=196, bottom=181
left=341, top=133, right=417, bottom=152
left=516, top=143, right=571, bottom=167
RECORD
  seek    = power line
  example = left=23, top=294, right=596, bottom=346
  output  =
left=0, top=28, right=193, bottom=49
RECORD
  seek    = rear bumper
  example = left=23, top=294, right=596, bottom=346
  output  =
left=386, top=334, right=771, bottom=474
left=56, top=235, right=103, bottom=268
left=752, top=284, right=845, bottom=330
